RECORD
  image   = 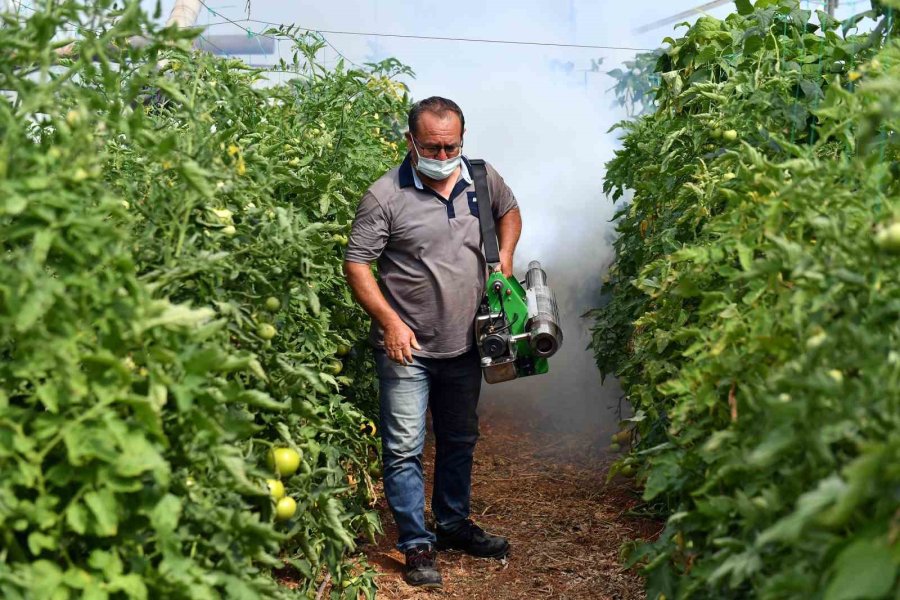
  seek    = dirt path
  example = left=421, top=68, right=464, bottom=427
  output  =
left=361, top=404, right=660, bottom=599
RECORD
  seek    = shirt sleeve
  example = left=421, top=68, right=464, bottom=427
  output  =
left=485, top=161, right=519, bottom=220
left=344, top=191, right=389, bottom=264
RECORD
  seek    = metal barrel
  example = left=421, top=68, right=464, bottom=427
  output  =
left=524, top=261, right=563, bottom=358
left=525, top=260, right=548, bottom=288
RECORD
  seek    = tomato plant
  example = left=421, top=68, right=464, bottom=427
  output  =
left=592, top=1, right=899, bottom=598
left=0, top=1, right=410, bottom=598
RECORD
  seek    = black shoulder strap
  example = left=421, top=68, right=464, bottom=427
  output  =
left=468, top=159, right=501, bottom=266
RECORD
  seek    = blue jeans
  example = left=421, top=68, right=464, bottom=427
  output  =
left=374, top=348, right=482, bottom=552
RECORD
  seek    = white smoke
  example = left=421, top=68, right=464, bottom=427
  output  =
left=454, top=66, right=625, bottom=436
left=144, top=0, right=722, bottom=434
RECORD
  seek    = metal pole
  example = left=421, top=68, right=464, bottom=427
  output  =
left=634, top=0, right=731, bottom=33
left=827, top=0, right=839, bottom=17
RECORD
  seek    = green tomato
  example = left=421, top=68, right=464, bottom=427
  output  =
left=723, top=129, right=738, bottom=142
left=210, top=208, right=233, bottom=223
left=66, top=109, right=83, bottom=126
left=610, top=442, right=621, bottom=452
left=335, top=343, right=351, bottom=357
left=266, top=479, right=285, bottom=500
left=875, top=222, right=900, bottom=253
left=264, top=296, right=281, bottom=311
left=331, top=233, right=349, bottom=246
left=327, top=360, right=343, bottom=376
left=267, top=447, right=301, bottom=477
left=711, top=128, right=722, bottom=139
left=806, top=331, right=827, bottom=349
left=275, top=496, right=297, bottom=521
left=257, top=323, right=277, bottom=340
left=752, top=496, right=770, bottom=510
left=612, top=430, right=631, bottom=445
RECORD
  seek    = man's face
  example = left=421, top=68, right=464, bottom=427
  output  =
left=406, top=111, right=465, bottom=168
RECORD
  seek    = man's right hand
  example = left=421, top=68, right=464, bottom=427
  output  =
left=343, top=262, right=421, bottom=364
left=383, top=319, right=421, bottom=365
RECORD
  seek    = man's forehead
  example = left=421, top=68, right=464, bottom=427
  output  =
left=419, top=110, right=459, bottom=124
left=415, top=112, right=462, bottom=137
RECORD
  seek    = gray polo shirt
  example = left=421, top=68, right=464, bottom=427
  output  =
left=345, top=154, right=519, bottom=358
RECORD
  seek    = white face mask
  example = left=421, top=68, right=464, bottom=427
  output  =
left=412, top=140, right=462, bottom=181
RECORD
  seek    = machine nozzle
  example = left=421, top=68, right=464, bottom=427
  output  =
left=524, top=261, right=563, bottom=359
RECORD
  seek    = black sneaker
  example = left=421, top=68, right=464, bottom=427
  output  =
left=435, top=520, right=509, bottom=559
left=404, top=545, right=442, bottom=589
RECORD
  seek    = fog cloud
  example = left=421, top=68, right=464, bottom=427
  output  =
left=141, top=0, right=761, bottom=435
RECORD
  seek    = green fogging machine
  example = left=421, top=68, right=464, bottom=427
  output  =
left=476, top=262, right=563, bottom=383
left=469, top=159, right=563, bottom=384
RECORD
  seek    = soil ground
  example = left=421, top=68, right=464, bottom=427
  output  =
left=361, top=402, right=661, bottom=600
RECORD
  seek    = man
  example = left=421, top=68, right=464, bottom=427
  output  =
left=343, top=97, right=522, bottom=588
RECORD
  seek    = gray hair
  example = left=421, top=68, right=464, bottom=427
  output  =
left=407, top=97, right=465, bottom=138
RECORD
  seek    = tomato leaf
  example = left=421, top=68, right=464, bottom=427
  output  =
left=824, top=539, right=897, bottom=600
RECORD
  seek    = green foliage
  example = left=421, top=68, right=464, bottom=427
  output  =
left=0, top=1, right=410, bottom=597
left=607, top=50, right=663, bottom=117
left=591, top=1, right=900, bottom=598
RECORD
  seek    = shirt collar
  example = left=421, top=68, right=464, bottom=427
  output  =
left=399, top=153, right=473, bottom=190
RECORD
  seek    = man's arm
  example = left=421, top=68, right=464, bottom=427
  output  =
left=343, top=261, right=420, bottom=365
left=496, top=208, right=522, bottom=278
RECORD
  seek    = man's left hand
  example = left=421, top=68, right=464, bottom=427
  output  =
left=498, top=251, right=513, bottom=279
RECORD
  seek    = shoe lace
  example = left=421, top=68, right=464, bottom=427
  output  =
left=460, top=519, right=486, bottom=539
left=407, top=547, right=436, bottom=569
